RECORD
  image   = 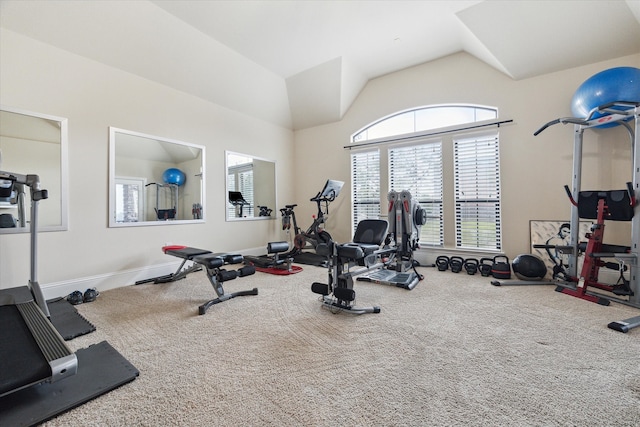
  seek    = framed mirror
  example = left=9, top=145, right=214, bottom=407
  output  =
left=0, top=106, right=68, bottom=234
left=109, top=127, right=205, bottom=227
left=226, top=151, right=276, bottom=221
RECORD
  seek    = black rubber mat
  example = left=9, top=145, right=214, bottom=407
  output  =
left=47, top=298, right=96, bottom=340
left=0, top=340, right=139, bottom=426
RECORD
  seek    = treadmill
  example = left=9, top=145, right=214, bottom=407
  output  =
left=0, top=171, right=77, bottom=398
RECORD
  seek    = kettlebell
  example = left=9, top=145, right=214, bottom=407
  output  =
left=464, top=258, right=479, bottom=275
left=449, top=256, right=464, bottom=273
left=436, top=255, right=450, bottom=271
left=479, top=257, right=493, bottom=277
left=491, top=255, right=511, bottom=279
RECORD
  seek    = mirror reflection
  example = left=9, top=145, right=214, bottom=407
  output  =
left=226, top=151, right=276, bottom=220
left=0, top=107, right=68, bottom=234
left=109, top=128, right=205, bottom=227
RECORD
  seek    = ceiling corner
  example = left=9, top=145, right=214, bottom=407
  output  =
left=286, top=57, right=367, bottom=130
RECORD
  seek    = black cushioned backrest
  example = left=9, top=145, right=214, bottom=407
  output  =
left=352, top=219, right=388, bottom=245
left=578, top=190, right=634, bottom=221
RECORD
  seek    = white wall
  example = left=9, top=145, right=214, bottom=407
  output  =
left=292, top=52, right=640, bottom=264
left=0, top=29, right=294, bottom=296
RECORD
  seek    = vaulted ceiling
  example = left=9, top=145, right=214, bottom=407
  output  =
left=1, top=0, right=639, bottom=130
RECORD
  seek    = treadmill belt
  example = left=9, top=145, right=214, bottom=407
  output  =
left=0, top=305, right=51, bottom=397
left=0, top=340, right=139, bottom=426
left=47, top=298, right=96, bottom=340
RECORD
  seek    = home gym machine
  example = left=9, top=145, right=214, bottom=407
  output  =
left=310, top=219, right=391, bottom=315
left=135, top=246, right=258, bottom=315
left=535, top=101, right=640, bottom=332
left=0, top=171, right=78, bottom=397
left=280, top=179, right=343, bottom=264
left=357, top=190, right=426, bottom=290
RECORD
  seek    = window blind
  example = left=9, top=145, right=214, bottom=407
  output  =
left=388, top=142, right=443, bottom=246
left=351, top=150, right=381, bottom=232
left=454, top=134, right=501, bottom=250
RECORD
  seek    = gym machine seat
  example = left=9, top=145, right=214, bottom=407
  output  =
left=344, top=219, right=391, bottom=259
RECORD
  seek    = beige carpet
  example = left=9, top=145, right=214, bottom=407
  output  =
left=43, top=265, right=640, bottom=426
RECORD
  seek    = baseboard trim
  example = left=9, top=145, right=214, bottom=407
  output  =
left=41, top=260, right=182, bottom=300
left=40, top=246, right=269, bottom=299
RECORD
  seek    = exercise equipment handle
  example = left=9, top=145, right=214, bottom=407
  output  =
left=310, top=190, right=336, bottom=203
left=533, top=118, right=560, bottom=136
left=533, top=117, right=588, bottom=136
left=626, top=182, right=636, bottom=207
left=564, top=185, right=578, bottom=206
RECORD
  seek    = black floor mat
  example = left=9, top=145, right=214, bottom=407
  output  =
left=47, top=298, right=96, bottom=340
left=0, top=340, right=139, bottom=426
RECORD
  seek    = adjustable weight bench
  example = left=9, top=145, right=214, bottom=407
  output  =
left=136, top=246, right=258, bottom=315
left=135, top=246, right=211, bottom=285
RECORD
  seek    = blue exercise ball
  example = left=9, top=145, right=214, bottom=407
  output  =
left=162, top=168, right=186, bottom=186
left=571, top=66, right=640, bottom=128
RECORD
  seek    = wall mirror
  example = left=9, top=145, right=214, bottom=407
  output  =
left=0, top=106, right=68, bottom=234
left=109, top=127, right=205, bottom=227
left=226, top=151, right=276, bottom=221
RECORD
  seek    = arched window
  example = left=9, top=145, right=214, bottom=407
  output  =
left=350, top=104, right=502, bottom=251
left=352, top=104, right=497, bottom=143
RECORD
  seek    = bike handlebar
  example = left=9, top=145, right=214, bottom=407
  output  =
left=310, top=190, right=337, bottom=203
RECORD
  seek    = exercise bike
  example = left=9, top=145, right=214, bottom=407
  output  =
left=280, top=179, right=344, bottom=257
